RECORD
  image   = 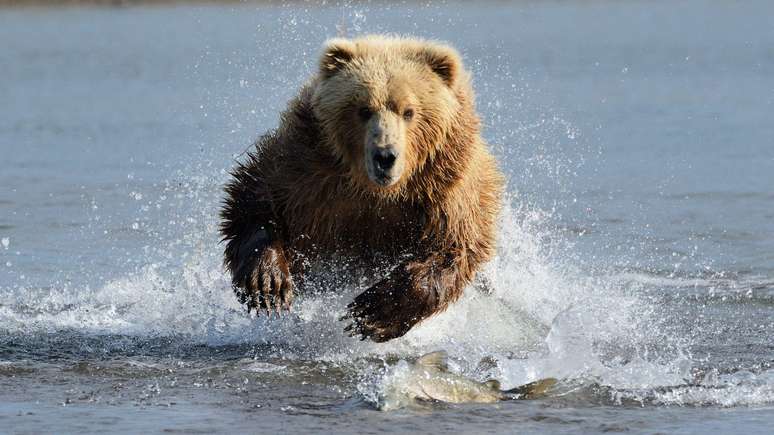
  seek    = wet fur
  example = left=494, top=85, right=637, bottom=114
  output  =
left=220, top=35, right=504, bottom=341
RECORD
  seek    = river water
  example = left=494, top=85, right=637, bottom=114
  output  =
left=1, top=1, right=773, bottom=433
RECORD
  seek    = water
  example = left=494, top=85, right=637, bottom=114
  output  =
left=1, top=0, right=773, bottom=433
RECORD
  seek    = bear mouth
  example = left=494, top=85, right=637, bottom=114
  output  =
left=366, top=162, right=400, bottom=188
left=372, top=172, right=394, bottom=187
left=369, top=165, right=403, bottom=188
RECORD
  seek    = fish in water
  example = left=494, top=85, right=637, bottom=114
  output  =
left=376, top=351, right=557, bottom=411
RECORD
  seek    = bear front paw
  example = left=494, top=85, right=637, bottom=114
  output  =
left=241, top=243, right=294, bottom=316
left=341, top=272, right=424, bottom=342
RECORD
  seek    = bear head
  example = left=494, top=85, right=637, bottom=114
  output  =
left=312, top=35, right=469, bottom=197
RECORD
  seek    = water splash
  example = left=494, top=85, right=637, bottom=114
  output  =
left=0, top=183, right=716, bottom=405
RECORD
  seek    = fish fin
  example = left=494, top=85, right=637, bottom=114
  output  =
left=416, top=351, right=449, bottom=371
left=504, top=378, right=558, bottom=399
left=483, top=379, right=501, bottom=391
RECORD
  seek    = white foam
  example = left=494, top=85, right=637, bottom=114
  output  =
left=242, top=361, right=287, bottom=373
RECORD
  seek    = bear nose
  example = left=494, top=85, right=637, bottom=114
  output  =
left=373, top=148, right=397, bottom=172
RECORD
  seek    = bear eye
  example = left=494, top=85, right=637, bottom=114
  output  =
left=402, top=108, right=414, bottom=121
left=358, top=107, right=373, bottom=121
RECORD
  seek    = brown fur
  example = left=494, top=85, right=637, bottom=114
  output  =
left=220, top=35, right=504, bottom=341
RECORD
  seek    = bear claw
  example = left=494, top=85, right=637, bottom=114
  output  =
left=343, top=286, right=415, bottom=342
left=244, top=244, right=294, bottom=317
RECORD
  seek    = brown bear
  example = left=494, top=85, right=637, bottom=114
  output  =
left=220, top=35, right=504, bottom=342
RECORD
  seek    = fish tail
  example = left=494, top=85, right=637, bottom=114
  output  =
left=503, top=378, right=558, bottom=400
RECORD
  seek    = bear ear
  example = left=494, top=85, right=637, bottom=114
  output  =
left=320, top=38, right=356, bottom=78
left=417, top=43, right=462, bottom=87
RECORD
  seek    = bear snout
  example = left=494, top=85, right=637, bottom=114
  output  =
left=363, top=109, right=407, bottom=187
left=373, top=148, right=397, bottom=172
left=368, top=146, right=402, bottom=186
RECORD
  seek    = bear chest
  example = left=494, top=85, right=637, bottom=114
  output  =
left=288, top=199, right=423, bottom=258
